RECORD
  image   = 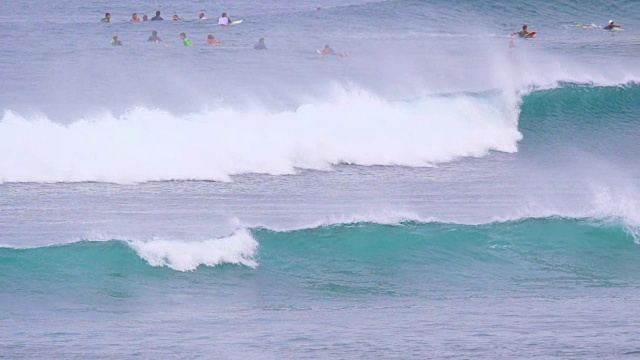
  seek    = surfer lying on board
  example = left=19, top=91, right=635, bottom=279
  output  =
left=603, top=20, right=622, bottom=31
left=511, top=25, right=534, bottom=38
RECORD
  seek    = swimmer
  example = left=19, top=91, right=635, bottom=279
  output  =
left=207, top=35, right=220, bottom=45
left=101, top=12, right=111, bottom=23
left=142, top=15, right=149, bottom=21
left=110, top=34, right=122, bottom=46
left=130, top=13, right=140, bottom=22
left=199, top=12, right=206, bottom=20
left=151, top=11, right=163, bottom=21
left=320, top=44, right=336, bottom=55
left=173, top=14, right=181, bottom=21
left=254, top=38, right=267, bottom=50
left=147, top=30, right=162, bottom=43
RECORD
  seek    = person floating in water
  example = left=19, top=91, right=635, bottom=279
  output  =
left=130, top=13, right=140, bottom=22
left=218, top=12, right=231, bottom=25
left=147, top=30, right=162, bottom=43
left=173, top=14, right=181, bottom=21
left=199, top=12, right=206, bottom=20
left=142, top=15, right=149, bottom=21
left=254, top=38, right=267, bottom=50
left=320, top=44, right=336, bottom=55
left=207, top=35, right=220, bottom=45
left=110, top=34, right=122, bottom=46
left=180, top=33, right=192, bottom=46
left=101, top=13, right=111, bottom=23
left=151, top=11, right=163, bottom=21
left=511, top=25, right=532, bottom=38
left=603, top=20, right=622, bottom=30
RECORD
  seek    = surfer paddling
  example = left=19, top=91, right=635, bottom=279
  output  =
left=511, top=25, right=535, bottom=38
left=603, top=20, right=622, bottom=31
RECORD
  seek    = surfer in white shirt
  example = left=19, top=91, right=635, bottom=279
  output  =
left=218, top=12, right=231, bottom=25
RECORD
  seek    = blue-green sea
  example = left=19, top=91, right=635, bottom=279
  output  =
left=1, top=0, right=639, bottom=358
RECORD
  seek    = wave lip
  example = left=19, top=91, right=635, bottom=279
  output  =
left=126, top=229, right=258, bottom=271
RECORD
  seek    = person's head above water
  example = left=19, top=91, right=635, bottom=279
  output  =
left=221, top=12, right=227, bottom=17
left=522, top=25, right=528, bottom=31
left=180, top=32, right=187, bottom=39
left=143, top=15, right=148, bottom=21
left=609, top=20, right=614, bottom=24
left=173, top=14, right=180, bottom=20
left=156, top=11, right=161, bottom=16
left=199, top=13, right=205, bottom=19
left=151, top=30, right=158, bottom=36
left=105, top=13, right=111, bottom=18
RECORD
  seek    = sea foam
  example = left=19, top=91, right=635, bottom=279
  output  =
left=126, top=229, right=258, bottom=271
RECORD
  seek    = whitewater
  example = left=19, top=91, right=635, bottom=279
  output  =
left=1, top=0, right=640, bottom=358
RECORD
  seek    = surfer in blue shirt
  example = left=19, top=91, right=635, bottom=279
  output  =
left=254, top=38, right=267, bottom=50
left=151, top=11, right=163, bottom=21
left=603, top=20, right=622, bottom=31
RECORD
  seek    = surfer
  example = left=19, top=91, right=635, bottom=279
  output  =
left=199, top=12, right=206, bottom=20
left=151, top=11, right=163, bottom=21
left=218, top=13, right=232, bottom=25
left=173, top=14, right=181, bottom=21
left=130, top=13, right=140, bottom=22
left=511, top=25, right=531, bottom=38
left=142, top=15, right=149, bottom=21
left=254, top=38, right=267, bottom=50
left=320, top=44, right=336, bottom=55
left=207, top=35, right=220, bottom=45
left=147, top=30, right=162, bottom=43
left=180, top=32, right=193, bottom=46
left=603, top=20, right=622, bottom=31
left=101, top=13, right=111, bottom=23
left=110, top=35, right=122, bottom=46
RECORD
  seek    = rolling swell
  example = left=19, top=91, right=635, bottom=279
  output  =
left=1, top=218, right=637, bottom=291
left=519, top=82, right=640, bottom=144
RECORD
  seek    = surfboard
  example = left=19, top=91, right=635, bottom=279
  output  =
left=609, top=27, right=623, bottom=32
left=230, top=19, right=243, bottom=25
left=524, top=31, right=536, bottom=38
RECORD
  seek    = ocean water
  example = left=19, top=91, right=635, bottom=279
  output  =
left=1, top=0, right=639, bottom=358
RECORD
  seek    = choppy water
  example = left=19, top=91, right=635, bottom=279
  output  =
left=1, top=0, right=639, bottom=358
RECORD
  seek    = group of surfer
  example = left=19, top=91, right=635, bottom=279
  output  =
left=101, top=11, right=234, bottom=25
left=511, top=20, right=623, bottom=39
left=103, top=10, right=345, bottom=55
left=110, top=29, right=268, bottom=50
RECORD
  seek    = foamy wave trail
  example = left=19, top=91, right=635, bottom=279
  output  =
left=0, top=86, right=521, bottom=183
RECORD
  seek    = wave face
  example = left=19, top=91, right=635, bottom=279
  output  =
left=2, top=218, right=637, bottom=282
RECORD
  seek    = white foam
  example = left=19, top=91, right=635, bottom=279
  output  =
left=126, top=229, right=258, bottom=271
left=0, top=86, right=522, bottom=183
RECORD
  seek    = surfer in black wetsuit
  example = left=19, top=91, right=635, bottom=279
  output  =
left=147, top=30, right=162, bottom=43
left=603, top=20, right=622, bottom=31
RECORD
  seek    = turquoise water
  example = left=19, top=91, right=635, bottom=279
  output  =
left=1, top=0, right=639, bottom=357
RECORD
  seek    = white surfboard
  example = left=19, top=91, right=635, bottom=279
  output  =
left=229, top=19, right=243, bottom=25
